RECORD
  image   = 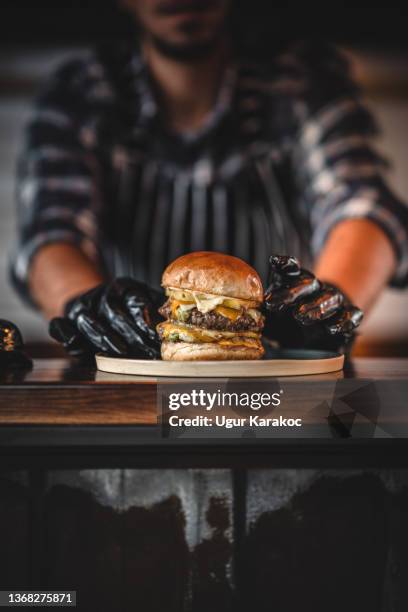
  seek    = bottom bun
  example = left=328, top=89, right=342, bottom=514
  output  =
left=161, top=341, right=264, bottom=361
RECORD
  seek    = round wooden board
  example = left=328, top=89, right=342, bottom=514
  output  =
left=96, top=351, right=344, bottom=378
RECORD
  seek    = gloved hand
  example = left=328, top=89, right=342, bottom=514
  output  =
left=263, top=255, right=363, bottom=353
left=49, top=278, right=163, bottom=359
left=0, top=319, right=33, bottom=369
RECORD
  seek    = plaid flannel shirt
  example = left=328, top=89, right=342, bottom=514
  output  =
left=10, top=42, right=408, bottom=304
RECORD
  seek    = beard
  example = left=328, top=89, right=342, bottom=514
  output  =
left=150, top=36, right=217, bottom=61
left=147, top=19, right=228, bottom=62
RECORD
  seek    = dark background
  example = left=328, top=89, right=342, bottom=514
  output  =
left=1, top=0, right=407, bottom=50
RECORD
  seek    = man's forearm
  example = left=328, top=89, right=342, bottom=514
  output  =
left=29, top=243, right=105, bottom=319
left=314, top=218, right=396, bottom=312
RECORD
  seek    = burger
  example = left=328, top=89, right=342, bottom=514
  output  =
left=157, top=251, right=265, bottom=361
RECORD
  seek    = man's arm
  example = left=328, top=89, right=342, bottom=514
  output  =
left=10, top=57, right=106, bottom=314
left=287, top=43, right=408, bottom=304
left=314, top=218, right=396, bottom=312
left=29, top=243, right=105, bottom=319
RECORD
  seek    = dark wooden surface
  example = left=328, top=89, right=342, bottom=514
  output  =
left=0, top=359, right=157, bottom=424
left=0, top=357, right=407, bottom=467
left=0, top=357, right=407, bottom=426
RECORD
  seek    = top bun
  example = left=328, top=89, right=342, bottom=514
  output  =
left=162, top=251, right=263, bottom=303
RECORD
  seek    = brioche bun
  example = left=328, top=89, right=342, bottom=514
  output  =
left=162, top=251, right=263, bottom=304
left=161, top=340, right=264, bottom=361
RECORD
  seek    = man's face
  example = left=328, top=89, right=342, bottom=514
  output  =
left=122, top=0, right=231, bottom=59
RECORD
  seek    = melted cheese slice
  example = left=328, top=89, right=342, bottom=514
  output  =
left=215, top=305, right=241, bottom=321
left=171, top=300, right=195, bottom=317
left=157, top=321, right=261, bottom=345
left=218, top=338, right=261, bottom=348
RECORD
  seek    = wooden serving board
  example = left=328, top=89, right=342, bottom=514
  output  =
left=96, top=349, right=344, bottom=378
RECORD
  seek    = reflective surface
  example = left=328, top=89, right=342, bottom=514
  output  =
left=1, top=357, right=407, bottom=386
left=2, top=467, right=408, bottom=610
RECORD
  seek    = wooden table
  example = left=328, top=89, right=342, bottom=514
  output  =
left=0, top=357, right=407, bottom=468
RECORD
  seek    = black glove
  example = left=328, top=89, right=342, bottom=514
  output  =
left=0, top=319, right=33, bottom=369
left=263, top=255, right=363, bottom=353
left=49, top=278, right=163, bottom=359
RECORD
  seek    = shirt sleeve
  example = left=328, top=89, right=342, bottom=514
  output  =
left=289, top=43, right=408, bottom=288
left=9, top=57, right=105, bottom=306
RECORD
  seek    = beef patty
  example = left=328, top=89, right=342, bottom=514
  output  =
left=158, top=301, right=264, bottom=332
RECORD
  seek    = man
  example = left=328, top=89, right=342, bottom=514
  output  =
left=10, top=0, right=408, bottom=356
